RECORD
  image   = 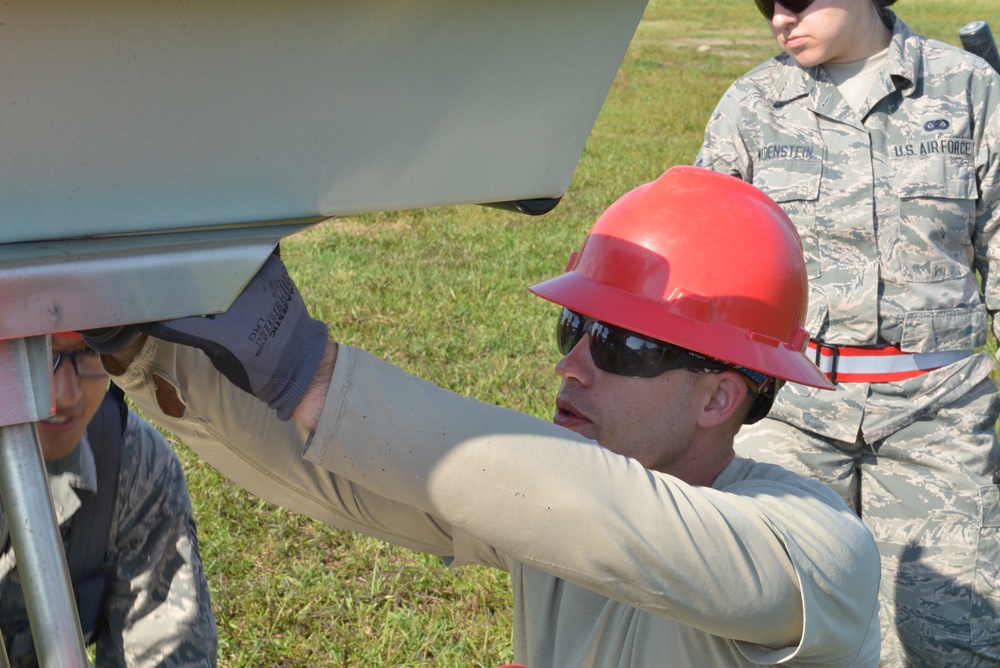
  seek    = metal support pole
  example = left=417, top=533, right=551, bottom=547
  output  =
left=0, top=631, right=12, bottom=668
left=0, top=336, right=90, bottom=667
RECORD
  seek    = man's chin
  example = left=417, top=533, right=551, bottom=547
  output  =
left=553, top=414, right=597, bottom=441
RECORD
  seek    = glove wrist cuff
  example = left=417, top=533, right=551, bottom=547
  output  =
left=269, top=320, right=330, bottom=421
left=80, top=327, right=142, bottom=354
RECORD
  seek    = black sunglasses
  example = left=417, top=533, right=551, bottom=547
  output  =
left=754, top=0, right=815, bottom=20
left=556, top=308, right=732, bottom=379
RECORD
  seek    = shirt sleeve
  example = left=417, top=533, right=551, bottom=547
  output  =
left=110, top=337, right=462, bottom=559
left=971, top=59, right=1000, bottom=344
left=307, top=345, right=880, bottom=655
left=95, top=413, right=218, bottom=667
left=695, top=82, right=754, bottom=179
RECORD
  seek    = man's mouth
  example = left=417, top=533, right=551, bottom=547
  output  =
left=784, top=33, right=808, bottom=49
left=41, top=414, right=73, bottom=425
left=555, top=397, right=580, bottom=417
left=553, top=397, right=592, bottom=433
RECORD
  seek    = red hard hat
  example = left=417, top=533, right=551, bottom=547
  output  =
left=529, top=166, right=832, bottom=390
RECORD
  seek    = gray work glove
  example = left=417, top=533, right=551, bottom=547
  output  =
left=82, top=255, right=328, bottom=421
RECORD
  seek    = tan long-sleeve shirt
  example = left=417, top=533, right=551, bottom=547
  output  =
left=113, top=338, right=881, bottom=667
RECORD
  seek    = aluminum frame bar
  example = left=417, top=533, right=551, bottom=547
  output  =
left=0, top=337, right=89, bottom=667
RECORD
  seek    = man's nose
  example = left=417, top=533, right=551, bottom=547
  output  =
left=555, top=335, right=595, bottom=385
left=51, top=362, right=83, bottom=407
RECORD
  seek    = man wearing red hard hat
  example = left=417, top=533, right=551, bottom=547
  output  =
left=91, top=166, right=881, bottom=666
left=0, top=332, right=217, bottom=666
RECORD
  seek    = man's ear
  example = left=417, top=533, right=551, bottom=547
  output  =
left=696, top=371, right=750, bottom=429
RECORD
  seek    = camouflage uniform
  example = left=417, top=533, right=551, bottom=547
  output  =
left=0, top=412, right=217, bottom=666
left=697, top=13, right=1000, bottom=668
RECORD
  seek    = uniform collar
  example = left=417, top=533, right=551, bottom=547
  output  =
left=884, top=13, right=921, bottom=99
left=44, top=434, right=99, bottom=526
left=768, top=12, right=921, bottom=107
left=0, top=436, right=97, bottom=570
left=710, top=456, right=755, bottom=490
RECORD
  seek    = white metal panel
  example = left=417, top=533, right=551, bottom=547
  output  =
left=0, top=0, right=647, bottom=244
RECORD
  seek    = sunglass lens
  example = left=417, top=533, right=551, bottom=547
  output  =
left=781, top=0, right=814, bottom=12
left=754, top=0, right=774, bottom=19
left=755, top=0, right=814, bottom=19
left=590, top=323, right=685, bottom=378
left=556, top=308, right=588, bottom=355
left=557, top=308, right=702, bottom=378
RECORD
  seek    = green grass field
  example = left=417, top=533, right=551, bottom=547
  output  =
left=165, top=1, right=1000, bottom=665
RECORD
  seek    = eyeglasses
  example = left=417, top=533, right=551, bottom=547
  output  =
left=52, top=349, right=106, bottom=380
left=556, top=308, right=732, bottom=379
left=753, top=0, right=815, bottom=20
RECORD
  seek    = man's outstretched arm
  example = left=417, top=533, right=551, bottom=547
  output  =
left=106, top=332, right=335, bottom=432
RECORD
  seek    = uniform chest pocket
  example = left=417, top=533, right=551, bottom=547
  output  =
left=753, top=159, right=822, bottom=279
left=889, top=147, right=977, bottom=283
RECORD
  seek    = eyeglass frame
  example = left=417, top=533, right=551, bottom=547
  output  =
left=556, top=308, right=760, bottom=392
left=52, top=349, right=107, bottom=380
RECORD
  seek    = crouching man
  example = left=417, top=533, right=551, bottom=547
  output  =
left=92, top=167, right=880, bottom=666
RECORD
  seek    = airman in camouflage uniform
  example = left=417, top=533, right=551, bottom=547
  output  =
left=0, top=333, right=217, bottom=667
left=697, top=3, right=1000, bottom=666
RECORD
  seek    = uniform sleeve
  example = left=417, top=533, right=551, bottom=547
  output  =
left=971, top=59, right=1000, bottom=343
left=695, top=83, right=754, bottom=179
left=95, top=413, right=218, bottom=667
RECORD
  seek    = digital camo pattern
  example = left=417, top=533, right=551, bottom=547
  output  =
left=734, top=377, right=999, bottom=667
left=697, top=12, right=1000, bottom=441
left=0, top=413, right=217, bottom=667
left=699, top=13, right=1000, bottom=667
